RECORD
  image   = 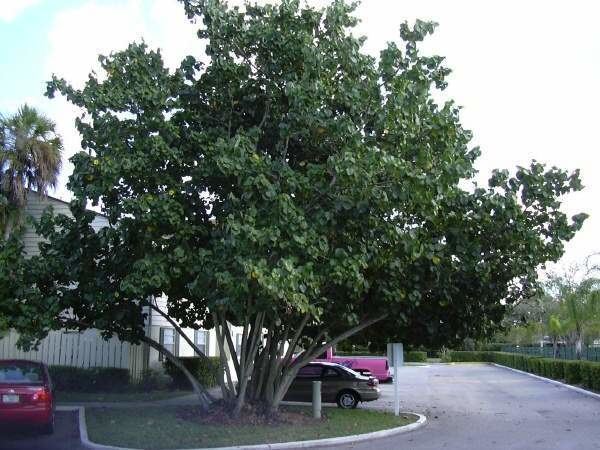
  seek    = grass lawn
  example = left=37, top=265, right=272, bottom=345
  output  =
left=85, top=405, right=418, bottom=449
left=56, top=390, right=193, bottom=403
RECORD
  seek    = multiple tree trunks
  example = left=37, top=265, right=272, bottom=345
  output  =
left=210, top=311, right=386, bottom=414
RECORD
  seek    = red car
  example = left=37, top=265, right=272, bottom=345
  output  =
left=0, top=359, right=55, bottom=434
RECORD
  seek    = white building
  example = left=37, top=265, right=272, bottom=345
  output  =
left=0, top=191, right=242, bottom=380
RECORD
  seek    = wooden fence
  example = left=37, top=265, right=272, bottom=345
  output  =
left=0, top=329, right=148, bottom=380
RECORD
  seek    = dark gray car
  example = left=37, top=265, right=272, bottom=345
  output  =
left=283, top=362, right=380, bottom=408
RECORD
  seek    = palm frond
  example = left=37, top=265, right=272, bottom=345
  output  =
left=0, top=104, right=63, bottom=236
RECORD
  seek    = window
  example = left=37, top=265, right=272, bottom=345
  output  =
left=159, top=327, right=178, bottom=361
left=297, top=365, right=323, bottom=378
left=0, top=361, right=44, bottom=384
left=194, top=330, right=209, bottom=355
left=323, top=367, right=340, bottom=378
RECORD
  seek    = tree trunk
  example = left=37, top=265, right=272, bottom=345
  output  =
left=575, top=334, right=583, bottom=360
left=141, top=336, right=213, bottom=411
left=212, top=314, right=236, bottom=403
left=552, top=338, right=558, bottom=359
left=257, top=313, right=388, bottom=414
left=149, top=303, right=209, bottom=359
left=233, top=313, right=264, bottom=417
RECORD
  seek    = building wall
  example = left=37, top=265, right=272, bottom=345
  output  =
left=15, top=192, right=241, bottom=381
left=148, top=296, right=242, bottom=380
left=148, top=295, right=220, bottom=365
left=22, top=191, right=109, bottom=256
left=2, top=193, right=153, bottom=377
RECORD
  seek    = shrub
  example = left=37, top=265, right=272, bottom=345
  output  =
left=462, top=338, right=476, bottom=351
left=579, top=362, right=593, bottom=389
left=541, top=359, right=556, bottom=378
left=164, top=357, right=221, bottom=389
left=137, top=369, right=172, bottom=391
left=513, top=354, right=527, bottom=371
left=425, top=349, right=440, bottom=358
left=477, top=343, right=504, bottom=352
left=526, top=357, right=544, bottom=375
left=49, top=366, right=130, bottom=392
left=590, top=364, right=600, bottom=391
left=443, top=350, right=600, bottom=392
left=405, top=351, right=427, bottom=363
left=551, top=359, right=565, bottom=380
left=446, top=351, right=483, bottom=362
left=564, top=361, right=582, bottom=384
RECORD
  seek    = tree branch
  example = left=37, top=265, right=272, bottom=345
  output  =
left=148, top=301, right=208, bottom=360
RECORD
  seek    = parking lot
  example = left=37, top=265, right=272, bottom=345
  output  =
left=319, top=363, right=600, bottom=450
left=0, top=409, right=84, bottom=450
left=2, top=363, right=600, bottom=450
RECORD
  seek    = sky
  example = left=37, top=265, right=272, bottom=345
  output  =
left=0, top=0, right=598, bottom=271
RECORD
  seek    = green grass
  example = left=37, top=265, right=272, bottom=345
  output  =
left=85, top=405, right=418, bottom=449
left=56, top=390, right=192, bottom=404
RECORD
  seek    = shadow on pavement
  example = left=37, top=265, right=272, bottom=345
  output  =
left=0, top=411, right=84, bottom=450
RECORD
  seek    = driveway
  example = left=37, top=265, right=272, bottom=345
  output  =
left=316, top=363, right=600, bottom=450
left=1, top=365, right=599, bottom=450
left=0, top=410, right=84, bottom=450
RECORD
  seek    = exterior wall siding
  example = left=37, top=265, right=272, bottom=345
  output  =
left=22, top=191, right=109, bottom=256
left=11, top=192, right=238, bottom=382
left=3, top=193, right=154, bottom=378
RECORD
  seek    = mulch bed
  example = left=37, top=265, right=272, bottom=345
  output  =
left=176, top=402, right=322, bottom=427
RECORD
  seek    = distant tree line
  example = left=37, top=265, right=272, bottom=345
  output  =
left=497, top=257, right=600, bottom=360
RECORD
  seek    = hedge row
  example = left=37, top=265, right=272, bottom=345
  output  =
left=164, top=356, right=221, bottom=389
left=445, top=351, right=600, bottom=392
left=48, top=357, right=222, bottom=392
left=405, top=351, right=428, bottom=363
left=49, top=366, right=130, bottom=392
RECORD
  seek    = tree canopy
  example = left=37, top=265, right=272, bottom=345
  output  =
left=1, top=0, right=587, bottom=414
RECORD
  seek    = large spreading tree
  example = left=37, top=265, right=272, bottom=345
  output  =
left=1, top=0, right=586, bottom=415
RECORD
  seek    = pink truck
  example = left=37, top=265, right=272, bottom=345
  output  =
left=315, top=347, right=392, bottom=382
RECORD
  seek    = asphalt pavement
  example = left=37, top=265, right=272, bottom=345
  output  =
left=0, top=410, right=84, bottom=450
left=2, top=364, right=600, bottom=450
left=317, top=363, right=600, bottom=450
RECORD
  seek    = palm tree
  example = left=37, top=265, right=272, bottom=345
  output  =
left=547, top=314, right=564, bottom=359
left=549, top=267, right=600, bottom=360
left=0, top=104, right=63, bottom=237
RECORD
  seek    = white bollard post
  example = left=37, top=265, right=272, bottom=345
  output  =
left=312, top=380, right=322, bottom=419
left=392, top=343, right=403, bottom=416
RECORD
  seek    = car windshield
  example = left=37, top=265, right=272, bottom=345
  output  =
left=0, top=361, right=44, bottom=384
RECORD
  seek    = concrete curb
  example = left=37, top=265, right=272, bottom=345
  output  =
left=491, top=363, right=600, bottom=401
left=72, top=405, right=426, bottom=450
left=57, top=406, right=137, bottom=450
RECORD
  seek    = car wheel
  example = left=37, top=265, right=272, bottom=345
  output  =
left=42, top=414, right=55, bottom=435
left=336, top=390, right=359, bottom=409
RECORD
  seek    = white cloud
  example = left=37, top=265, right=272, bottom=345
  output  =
left=0, top=0, right=41, bottom=22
